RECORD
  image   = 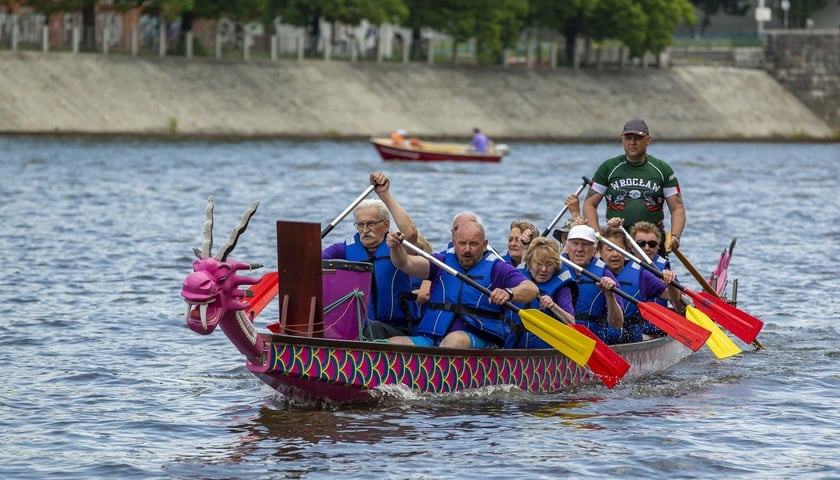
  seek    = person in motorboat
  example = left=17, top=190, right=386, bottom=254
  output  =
left=390, top=128, right=423, bottom=149
left=386, top=220, right=538, bottom=349
left=599, top=226, right=682, bottom=342
left=322, top=172, right=420, bottom=340
left=583, top=118, right=685, bottom=256
left=468, top=127, right=490, bottom=153
left=505, top=237, right=578, bottom=348
left=563, top=225, right=625, bottom=344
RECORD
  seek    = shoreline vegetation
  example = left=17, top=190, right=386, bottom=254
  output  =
left=0, top=51, right=835, bottom=142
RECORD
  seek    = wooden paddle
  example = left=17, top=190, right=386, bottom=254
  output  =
left=541, top=176, right=592, bottom=237
left=618, top=228, right=741, bottom=359
left=602, top=234, right=764, bottom=346
left=671, top=246, right=764, bottom=347
left=320, top=185, right=376, bottom=238
left=399, top=239, right=597, bottom=369
left=558, top=256, right=711, bottom=351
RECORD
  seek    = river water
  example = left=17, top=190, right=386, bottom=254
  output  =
left=1, top=137, right=838, bottom=479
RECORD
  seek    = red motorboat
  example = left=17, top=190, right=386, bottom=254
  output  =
left=370, top=137, right=509, bottom=163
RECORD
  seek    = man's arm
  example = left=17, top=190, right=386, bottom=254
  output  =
left=583, top=189, right=604, bottom=233
left=665, top=193, right=686, bottom=250
left=387, top=231, right=430, bottom=279
left=597, top=269, right=625, bottom=330
left=489, top=263, right=538, bottom=305
left=371, top=171, right=418, bottom=244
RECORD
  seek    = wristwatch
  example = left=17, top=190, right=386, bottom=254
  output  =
left=504, top=288, right=514, bottom=302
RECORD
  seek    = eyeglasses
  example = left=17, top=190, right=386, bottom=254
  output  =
left=354, top=218, right=387, bottom=230
left=636, top=240, right=659, bottom=249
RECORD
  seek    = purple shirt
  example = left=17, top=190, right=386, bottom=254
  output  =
left=470, top=132, right=489, bottom=153
left=322, top=242, right=347, bottom=259
left=638, top=268, right=668, bottom=301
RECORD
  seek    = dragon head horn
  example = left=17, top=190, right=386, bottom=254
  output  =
left=194, top=196, right=215, bottom=259
left=216, top=201, right=260, bottom=261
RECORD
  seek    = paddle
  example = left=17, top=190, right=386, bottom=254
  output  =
left=671, top=246, right=764, bottom=347
left=549, top=306, right=630, bottom=389
left=320, top=185, right=376, bottom=238
left=618, top=228, right=741, bottom=359
left=600, top=234, right=763, bottom=345
left=398, top=239, right=597, bottom=369
left=541, top=176, right=592, bottom=237
left=671, top=247, right=719, bottom=298
left=558, top=256, right=711, bottom=351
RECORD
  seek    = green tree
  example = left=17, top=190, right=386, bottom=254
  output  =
left=404, top=0, right=526, bottom=64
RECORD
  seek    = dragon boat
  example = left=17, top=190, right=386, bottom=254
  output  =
left=180, top=199, right=701, bottom=404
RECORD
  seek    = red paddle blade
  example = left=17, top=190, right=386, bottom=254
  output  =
left=638, top=302, right=711, bottom=351
left=694, top=291, right=764, bottom=344
left=570, top=324, right=630, bottom=389
left=246, top=271, right=279, bottom=319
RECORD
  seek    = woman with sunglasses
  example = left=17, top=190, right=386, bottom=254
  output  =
left=599, top=225, right=683, bottom=342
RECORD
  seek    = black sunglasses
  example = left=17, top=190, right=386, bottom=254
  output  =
left=636, top=240, right=659, bottom=249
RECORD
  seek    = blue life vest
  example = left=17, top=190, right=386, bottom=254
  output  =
left=614, top=262, right=645, bottom=342
left=566, top=256, right=624, bottom=344
left=652, top=254, right=670, bottom=308
left=417, top=250, right=507, bottom=343
left=345, top=233, right=419, bottom=327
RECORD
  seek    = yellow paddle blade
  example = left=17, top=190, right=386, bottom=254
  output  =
left=519, top=309, right=596, bottom=367
left=686, top=306, right=742, bottom=359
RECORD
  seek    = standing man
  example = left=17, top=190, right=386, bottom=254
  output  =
left=583, top=119, right=686, bottom=253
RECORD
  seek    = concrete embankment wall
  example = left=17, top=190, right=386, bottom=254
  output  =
left=0, top=51, right=833, bottom=140
left=764, top=30, right=840, bottom=132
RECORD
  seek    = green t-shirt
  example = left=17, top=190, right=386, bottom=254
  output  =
left=590, top=154, right=680, bottom=231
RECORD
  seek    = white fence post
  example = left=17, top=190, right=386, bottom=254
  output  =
left=12, top=22, right=19, bottom=52
left=72, top=25, right=80, bottom=54
left=131, top=28, right=138, bottom=56
left=427, top=37, right=433, bottom=64
left=186, top=31, right=193, bottom=58
left=42, top=25, right=49, bottom=52
left=159, top=27, right=166, bottom=56
left=103, top=20, right=110, bottom=55
left=270, top=34, right=277, bottom=61
left=297, top=32, right=303, bottom=62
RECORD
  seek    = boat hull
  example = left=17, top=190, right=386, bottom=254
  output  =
left=370, top=137, right=504, bottom=163
left=247, top=334, right=692, bottom=403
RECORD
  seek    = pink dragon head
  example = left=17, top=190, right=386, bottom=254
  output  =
left=180, top=197, right=266, bottom=361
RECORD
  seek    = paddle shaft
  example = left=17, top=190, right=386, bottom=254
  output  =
left=541, top=176, right=592, bottom=237
left=672, top=248, right=719, bottom=297
left=598, top=234, right=690, bottom=291
left=558, top=256, right=641, bottom=306
left=320, top=185, right=376, bottom=238
left=673, top=246, right=764, bottom=349
left=621, top=227, right=654, bottom=265
left=401, top=240, right=520, bottom=312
